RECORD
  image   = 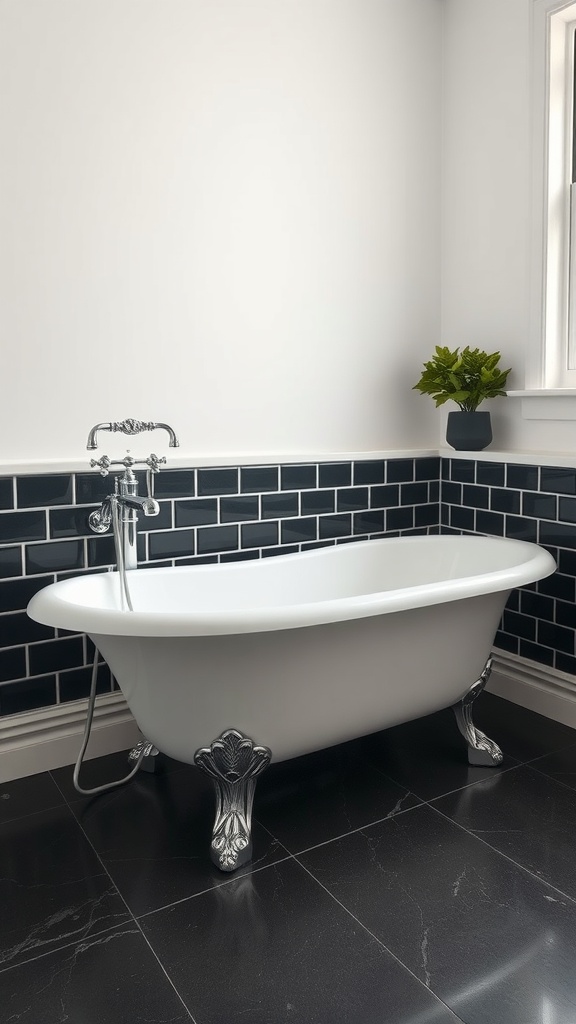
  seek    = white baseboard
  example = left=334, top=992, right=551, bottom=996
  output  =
left=0, top=693, right=140, bottom=783
left=488, top=649, right=576, bottom=731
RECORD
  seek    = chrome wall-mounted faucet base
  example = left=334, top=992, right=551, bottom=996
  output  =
left=128, top=738, right=160, bottom=774
left=452, top=657, right=503, bottom=766
left=194, top=729, right=272, bottom=872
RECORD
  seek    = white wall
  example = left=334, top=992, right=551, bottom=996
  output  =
left=442, top=0, right=576, bottom=453
left=0, top=0, right=442, bottom=465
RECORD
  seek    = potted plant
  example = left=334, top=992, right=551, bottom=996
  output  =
left=413, top=345, right=511, bottom=450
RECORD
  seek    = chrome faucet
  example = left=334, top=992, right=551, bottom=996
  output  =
left=86, top=420, right=178, bottom=572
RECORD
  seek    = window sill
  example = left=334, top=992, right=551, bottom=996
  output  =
left=439, top=448, right=576, bottom=468
left=506, top=390, right=576, bottom=420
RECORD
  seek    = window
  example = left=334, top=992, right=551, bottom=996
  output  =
left=567, top=18, right=576, bottom=371
left=530, top=0, right=576, bottom=390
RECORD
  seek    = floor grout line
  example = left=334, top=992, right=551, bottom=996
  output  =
left=24, top=759, right=200, bottom=1021
left=48, top=768, right=72, bottom=805
left=135, top=850, right=295, bottom=921
left=525, top=759, right=576, bottom=793
left=293, top=856, right=466, bottom=1024
left=69, top=806, right=199, bottom=1024
left=516, top=757, right=576, bottom=794
left=362, top=756, right=523, bottom=804
left=131, top=920, right=199, bottom=1024
left=0, top=920, right=133, bottom=978
left=0, top=798, right=68, bottom=829
left=256, top=795, right=424, bottom=862
left=521, top=736, right=576, bottom=759
left=425, top=801, right=576, bottom=909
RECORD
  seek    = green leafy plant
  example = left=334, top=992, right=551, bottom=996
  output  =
left=413, top=346, right=511, bottom=412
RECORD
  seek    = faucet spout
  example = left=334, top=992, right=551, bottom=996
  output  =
left=88, top=492, right=160, bottom=569
left=118, top=495, right=160, bottom=517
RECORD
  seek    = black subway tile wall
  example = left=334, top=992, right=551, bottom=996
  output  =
left=281, top=465, right=317, bottom=490
left=318, top=463, right=352, bottom=487
left=174, top=498, right=218, bottom=528
left=0, top=458, right=439, bottom=719
left=353, top=460, right=385, bottom=485
left=0, top=547, right=22, bottom=578
left=337, top=487, right=369, bottom=512
left=241, top=522, right=279, bottom=548
left=280, top=516, right=318, bottom=544
left=197, top=468, right=238, bottom=495
left=5, top=454, right=576, bottom=723
left=370, top=484, right=399, bottom=508
left=17, top=475, right=73, bottom=508
left=0, top=478, right=14, bottom=509
left=440, top=457, right=576, bottom=672
left=240, top=467, right=278, bottom=493
left=261, top=492, right=299, bottom=519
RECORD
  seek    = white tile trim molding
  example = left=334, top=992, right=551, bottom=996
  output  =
left=8, top=447, right=576, bottom=477
left=0, top=450, right=438, bottom=477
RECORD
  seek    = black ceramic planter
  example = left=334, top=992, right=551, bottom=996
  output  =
left=446, top=410, right=492, bottom=451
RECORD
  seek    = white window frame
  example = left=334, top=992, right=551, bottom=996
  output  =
left=524, top=0, right=576, bottom=396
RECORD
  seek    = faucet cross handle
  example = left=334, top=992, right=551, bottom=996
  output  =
left=145, top=453, right=166, bottom=473
left=90, top=456, right=112, bottom=476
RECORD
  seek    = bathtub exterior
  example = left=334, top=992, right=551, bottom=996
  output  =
left=29, top=535, right=556, bottom=765
left=91, top=592, right=508, bottom=764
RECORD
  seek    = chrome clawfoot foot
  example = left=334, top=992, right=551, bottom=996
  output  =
left=194, top=729, right=272, bottom=873
left=452, top=658, right=503, bottom=766
left=128, top=738, right=160, bottom=774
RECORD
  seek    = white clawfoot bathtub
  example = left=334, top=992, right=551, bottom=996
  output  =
left=28, top=535, right=555, bottom=870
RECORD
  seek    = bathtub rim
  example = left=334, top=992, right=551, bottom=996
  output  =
left=27, top=535, right=556, bottom=638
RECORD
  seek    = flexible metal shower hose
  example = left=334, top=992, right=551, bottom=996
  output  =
left=72, top=501, right=145, bottom=795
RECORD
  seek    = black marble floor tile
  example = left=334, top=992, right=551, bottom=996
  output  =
left=68, top=762, right=289, bottom=916
left=529, top=742, right=576, bottom=792
left=0, top=924, right=192, bottom=1023
left=300, top=803, right=576, bottom=1024
left=0, top=770, right=65, bottom=824
left=434, top=764, right=576, bottom=902
left=256, top=740, right=421, bottom=854
left=0, top=803, right=130, bottom=971
left=141, top=857, right=463, bottom=1024
left=475, top=691, right=576, bottom=761
left=359, top=707, right=517, bottom=801
left=51, top=747, right=187, bottom=803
